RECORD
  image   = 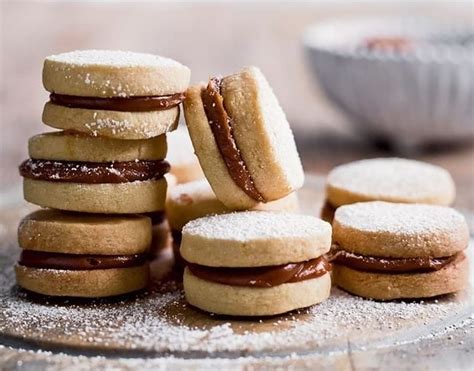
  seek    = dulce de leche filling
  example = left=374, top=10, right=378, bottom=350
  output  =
left=187, top=256, right=331, bottom=288
left=19, top=159, right=169, bottom=184
left=19, top=250, right=147, bottom=270
left=329, top=249, right=458, bottom=274
left=201, top=78, right=265, bottom=202
left=50, top=92, right=185, bottom=112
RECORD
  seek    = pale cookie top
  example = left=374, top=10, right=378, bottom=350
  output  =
left=333, top=201, right=469, bottom=258
left=43, top=50, right=191, bottom=97
left=18, top=209, right=152, bottom=255
left=184, top=211, right=328, bottom=241
left=326, top=158, right=455, bottom=206
left=181, top=211, right=331, bottom=267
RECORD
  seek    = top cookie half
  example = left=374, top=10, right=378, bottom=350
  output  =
left=326, top=158, right=455, bottom=207
left=43, top=50, right=190, bottom=97
left=184, top=66, right=304, bottom=209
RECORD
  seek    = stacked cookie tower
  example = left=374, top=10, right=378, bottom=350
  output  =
left=16, top=50, right=190, bottom=297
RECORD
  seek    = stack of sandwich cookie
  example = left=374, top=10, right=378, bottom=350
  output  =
left=20, top=132, right=169, bottom=213
left=166, top=179, right=299, bottom=269
left=16, top=210, right=151, bottom=297
left=322, top=158, right=455, bottom=222
left=16, top=50, right=190, bottom=297
left=42, top=50, right=190, bottom=139
left=331, top=201, right=469, bottom=300
left=181, top=211, right=331, bottom=316
left=184, top=66, right=304, bottom=210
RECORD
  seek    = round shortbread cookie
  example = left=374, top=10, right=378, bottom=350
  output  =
left=184, top=268, right=331, bottom=316
left=181, top=211, right=331, bottom=267
left=42, top=102, right=179, bottom=140
left=43, top=50, right=190, bottom=97
left=167, top=126, right=204, bottom=184
left=184, top=67, right=304, bottom=209
left=18, top=209, right=151, bottom=255
left=23, top=178, right=167, bottom=214
left=333, top=201, right=469, bottom=258
left=333, top=252, right=468, bottom=300
left=167, top=179, right=299, bottom=230
left=29, top=132, right=167, bottom=162
left=16, top=264, right=149, bottom=298
left=326, top=158, right=455, bottom=207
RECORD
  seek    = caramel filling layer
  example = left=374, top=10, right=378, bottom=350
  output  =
left=19, top=159, right=169, bottom=184
left=329, top=249, right=458, bottom=273
left=187, top=256, right=331, bottom=288
left=19, top=250, right=147, bottom=270
left=50, top=93, right=185, bottom=112
left=201, top=78, right=265, bottom=202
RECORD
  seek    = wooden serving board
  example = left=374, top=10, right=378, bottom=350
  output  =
left=0, top=175, right=473, bottom=370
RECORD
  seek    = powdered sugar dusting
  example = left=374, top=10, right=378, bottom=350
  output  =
left=182, top=211, right=331, bottom=241
left=327, top=158, right=455, bottom=203
left=335, top=201, right=467, bottom=235
left=46, top=50, right=186, bottom=68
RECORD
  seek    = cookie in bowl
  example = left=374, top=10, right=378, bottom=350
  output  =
left=16, top=210, right=151, bottom=297
left=331, top=201, right=469, bottom=300
left=181, top=211, right=331, bottom=316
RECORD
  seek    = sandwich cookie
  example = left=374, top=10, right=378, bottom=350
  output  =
left=331, top=201, right=469, bottom=300
left=322, top=158, right=456, bottom=222
left=167, top=179, right=299, bottom=268
left=16, top=209, right=151, bottom=297
left=167, top=126, right=204, bottom=184
left=42, top=50, right=190, bottom=139
left=181, top=211, right=331, bottom=316
left=20, top=131, right=169, bottom=213
left=184, top=66, right=304, bottom=210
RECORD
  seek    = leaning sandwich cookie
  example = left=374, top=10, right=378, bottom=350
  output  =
left=181, top=211, right=331, bottom=316
left=330, top=201, right=469, bottom=300
left=166, top=179, right=299, bottom=269
left=42, top=50, right=190, bottom=139
left=20, top=131, right=169, bottom=214
left=16, top=210, right=151, bottom=297
left=184, top=66, right=304, bottom=210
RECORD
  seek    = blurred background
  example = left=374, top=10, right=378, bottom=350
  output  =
left=1, top=0, right=473, bottom=208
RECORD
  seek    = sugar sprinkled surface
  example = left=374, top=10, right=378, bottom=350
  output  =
left=182, top=211, right=331, bottom=241
left=335, top=201, right=467, bottom=235
left=46, top=50, right=186, bottom=68
left=327, top=158, right=455, bottom=202
left=0, top=179, right=472, bottom=363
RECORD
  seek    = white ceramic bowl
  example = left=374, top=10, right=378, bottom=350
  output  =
left=303, top=18, right=474, bottom=146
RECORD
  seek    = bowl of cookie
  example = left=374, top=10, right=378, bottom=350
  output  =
left=303, top=17, right=474, bottom=146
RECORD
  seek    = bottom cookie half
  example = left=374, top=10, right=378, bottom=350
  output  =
left=15, top=264, right=149, bottom=298
left=333, top=253, right=469, bottom=300
left=183, top=268, right=331, bottom=316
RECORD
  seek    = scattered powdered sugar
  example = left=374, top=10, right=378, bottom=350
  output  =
left=335, top=201, right=467, bottom=235
left=182, top=211, right=331, bottom=241
left=46, top=50, right=186, bottom=68
left=327, top=158, right=455, bottom=202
